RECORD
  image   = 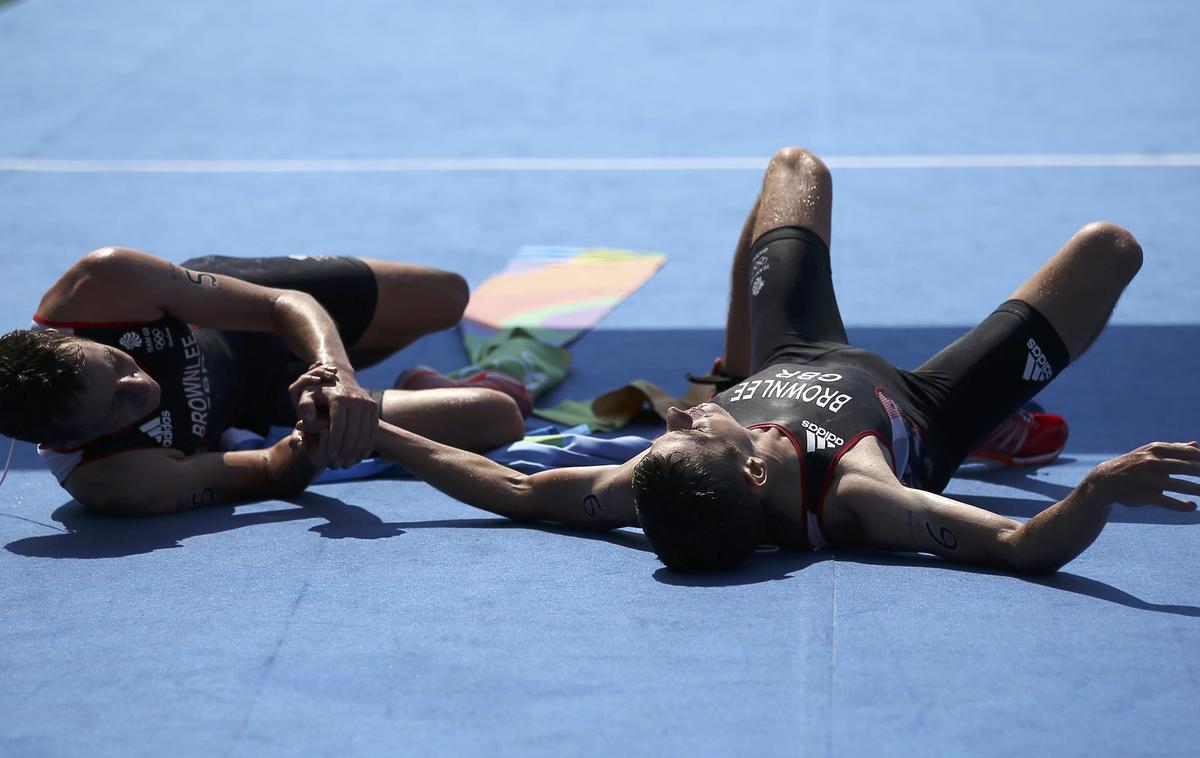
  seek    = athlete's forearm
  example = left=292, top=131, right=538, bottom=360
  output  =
left=176, top=437, right=320, bottom=511
left=272, top=291, right=357, bottom=377
left=1006, top=480, right=1113, bottom=574
left=262, top=435, right=322, bottom=497
left=374, top=421, right=536, bottom=521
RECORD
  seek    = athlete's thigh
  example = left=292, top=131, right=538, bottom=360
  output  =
left=743, top=149, right=845, bottom=370
left=747, top=226, right=850, bottom=371
left=1006, top=222, right=1141, bottom=361
left=353, top=259, right=468, bottom=349
left=907, top=300, right=1071, bottom=489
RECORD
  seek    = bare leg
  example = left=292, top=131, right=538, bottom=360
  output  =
left=1008, top=222, right=1143, bottom=360
left=723, top=195, right=762, bottom=380
left=725, top=148, right=834, bottom=378
left=378, top=387, right=524, bottom=452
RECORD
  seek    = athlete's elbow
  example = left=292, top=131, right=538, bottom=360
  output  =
left=78, top=246, right=140, bottom=272
left=59, top=247, right=140, bottom=295
left=271, top=289, right=323, bottom=329
left=497, top=473, right=538, bottom=522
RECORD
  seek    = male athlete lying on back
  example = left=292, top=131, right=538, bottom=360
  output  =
left=0, top=249, right=528, bottom=515
left=297, top=147, right=1198, bottom=574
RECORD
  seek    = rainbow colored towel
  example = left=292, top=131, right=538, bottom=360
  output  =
left=460, top=246, right=667, bottom=356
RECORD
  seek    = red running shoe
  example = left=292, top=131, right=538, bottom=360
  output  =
left=966, top=408, right=1069, bottom=467
left=395, top=365, right=534, bottom=418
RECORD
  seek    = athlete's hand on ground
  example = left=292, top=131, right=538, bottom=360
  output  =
left=1082, top=441, right=1200, bottom=511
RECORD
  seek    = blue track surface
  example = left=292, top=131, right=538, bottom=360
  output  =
left=2, top=1, right=1198, bottom=755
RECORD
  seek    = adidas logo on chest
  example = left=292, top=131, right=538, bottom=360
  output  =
left=801, top=419, right=844, bottom=452
left=139, top=410, right=175, bottom=447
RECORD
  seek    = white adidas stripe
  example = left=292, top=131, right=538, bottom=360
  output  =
left=1022, top=353, right=1052, bottom=382
left=806, top=430, right=834, bottom=453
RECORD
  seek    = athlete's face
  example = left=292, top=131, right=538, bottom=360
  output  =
left=650, top=403, right=754, bottom=465
left=62, top=340, right=161, bottom=444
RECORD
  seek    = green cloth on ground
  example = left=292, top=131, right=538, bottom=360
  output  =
left=449, top=327, right=572, bottom=399
left=450, top=325, right=710, bottom=432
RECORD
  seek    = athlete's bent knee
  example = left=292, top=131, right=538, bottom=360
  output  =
left=767, top=146, right=830, bottom=182
left=1076, top=221, right=1143, bottom=277
left=442, top=271, right=470, bottom=321
left=467, top=388, right=525, bottom=449
left=424, top=270, right=470, bottom=329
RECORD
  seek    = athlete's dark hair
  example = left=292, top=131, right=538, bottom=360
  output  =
left=0, top=329, right=87, bottom=443
left=632, top=448, right=762, bottom=572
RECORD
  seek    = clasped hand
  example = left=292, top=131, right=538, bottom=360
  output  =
left=288, top=361, right=379, bottom=469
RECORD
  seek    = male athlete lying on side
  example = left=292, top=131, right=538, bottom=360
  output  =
left=298, top=147, right=1199, bottom=574
left=0, top=250, right=526, bottom=515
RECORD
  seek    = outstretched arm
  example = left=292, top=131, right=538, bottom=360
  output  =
left=839, top=438, right=1200, bottom=575
left=371, top=421, right=642, bottom=530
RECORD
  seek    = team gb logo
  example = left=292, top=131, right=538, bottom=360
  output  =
left=119, top=331, right=143, bottom=350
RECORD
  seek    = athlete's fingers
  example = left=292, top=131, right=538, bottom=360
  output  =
left=354, top=399, right=375, bottom=461
left=1164, top=477, right=1200, bottom=497
left=327, top=393, right=348, bottom=467
left=1148, top=442, right=1200, bottom=462
left=306, top=429, right=331, bottom=469
left=1153, top=493, right=1197, bottom=512
left=362, top=410, right=380, bottom=459
left=1159, top=460, right=1200, bottom=481
left=295, top=390, right=318, bottom=428
left=289, top=370, right=335, bottom=411
left=342, top=403, right=369, bottom=465
left=354, top=402, right=375, bottom=461
left=355, top=393, right=380, bottom=460
left=318, top=430, right=331, bottom=468
left=1174, top=444, right=1200, bottom=462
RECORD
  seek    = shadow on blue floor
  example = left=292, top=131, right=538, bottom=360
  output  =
left=832, top=550, right=1200, bottom=618
left=955, top=464, right=1200, bottom=525
left=653, top=549, right=1200, bottom=616
left=9, top=488, right=1198, bottom=619
left=3, top=489, right=655, bottom=561
left=650, top=548, right=1200, bottom=616
left=4, top=492, right=406, bottom=558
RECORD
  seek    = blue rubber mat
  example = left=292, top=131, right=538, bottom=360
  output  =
left=2, top=1, right=1198, bottom=755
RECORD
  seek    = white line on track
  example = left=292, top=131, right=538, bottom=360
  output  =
left=1, top=153, right=1199, bottom=173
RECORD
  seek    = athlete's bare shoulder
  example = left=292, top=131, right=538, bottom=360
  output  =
left=62, top=447, right=188, bottom=511
left=823, top=435, right=907, bottom=540
left=37, top=247, right=167, bottom=323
